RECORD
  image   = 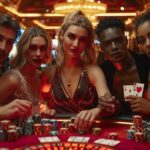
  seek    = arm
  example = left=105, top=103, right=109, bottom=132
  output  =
left=75, top=65, right=118, bottom=130
left=0, top=73, right=18, bottom=105
left=0, top=99, right=32, bottom=120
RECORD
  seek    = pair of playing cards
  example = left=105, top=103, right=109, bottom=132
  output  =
left=94, top=138, right=120, bottom=146
left=123, top=83, right=144, bottom=101
left=67, top=136, right=90, bottom=143
left=39, top=136, right=60, bottom=143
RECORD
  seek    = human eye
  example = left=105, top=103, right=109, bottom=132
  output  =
left=137, top=37, right=146, bottom=45
left=80, top=36, right=88, bottom=43
left=29, top=44, right=37, bottom=51
left=67, top=33, right=75, bottom=40
left=101, top=41, right=110, bottom=47
left=115, top=37, right=124, bottom=44
left=40, top=45, right=47, bottom=51
left=0, top=34, right=4, bottom=41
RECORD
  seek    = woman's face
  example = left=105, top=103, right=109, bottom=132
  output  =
left=137, top=21, right=150, bottom=57
left=26, top=36, right=47, bottom=68
left=61, top=25, right=89, bottom=59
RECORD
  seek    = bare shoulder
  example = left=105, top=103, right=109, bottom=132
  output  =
left=42, top=65, right=57, bottom=82
left=85, top=64, right=103, bottom=75
left=0, top=70, right=19, bottom=90
left=85, top=64, right=105, bottom=83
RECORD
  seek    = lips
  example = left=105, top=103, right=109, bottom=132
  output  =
left=33, top=59, right=43, bottom=66
left=110, top=52, right=124, bottom=62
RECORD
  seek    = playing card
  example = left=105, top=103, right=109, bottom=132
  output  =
left=94, top=138, right=120, bottom=146
left=123, top=85, right=136, bottom=100
left=51, top=136, right=60, bottom=142
left=134, top=83, right=144, bottom=97
left=39, top=136, right=60, bottom=143
left=67, top=136, right=90, bottom=143
left=82, top=137, right=90, bottom=142
left=38, top=137, right=47, bottom=143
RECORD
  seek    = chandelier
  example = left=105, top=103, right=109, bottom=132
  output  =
left=54, top=0, right=107, bottom=26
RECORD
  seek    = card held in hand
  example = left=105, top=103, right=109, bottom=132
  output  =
left=123, top=83, right=144, bottom=101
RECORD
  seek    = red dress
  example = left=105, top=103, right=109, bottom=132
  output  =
left=41, top=67, right=98, bottom=113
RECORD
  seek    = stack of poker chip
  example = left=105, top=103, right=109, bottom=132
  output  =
left=32, top=113, right=41, bottom=123
left=33, top=123, right=42, bottom=136
left=60, top=121, right=76, bottom=134
left=143, top=120, right=150, bottom=142
left=0, top=129, right=4, bottom=141
left=7, top=129, right=18, bottom=141
left=49, top=119, right=58, bottom=131
left=0, top=120, right=11, bottom=141
left=132, top=115, right=144, bottom=142
left=43, top=124, right=52, bottom=135
left=23, top=118, right=34, bottom=135
left=0, top=120, right=20, bottom=141
left=127, top=129, right=135, bottom=140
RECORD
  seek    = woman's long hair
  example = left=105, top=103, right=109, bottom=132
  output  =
left=11, top=26, right=51, bottom=68
left=56, top=10, right=96, bottom=66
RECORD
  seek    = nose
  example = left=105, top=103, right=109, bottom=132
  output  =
left=36, top=48, right=41, bottom=56
left=0, top=40, right=6, bottom=50
left=146, top=37, right=150, bottom=49
left=111, top=41, right=117, bottom=51
left=73, top=39, right=79, bottom=47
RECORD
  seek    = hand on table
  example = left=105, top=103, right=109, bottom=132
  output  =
left=98, top=93, right=117, bottom=113
left=0, top=99, right=32, bottom=120
left=74, top=107, right=101, bottom=131
left=40, top=103, right=56, bottom=116
left=125, top=95, right=150, bottom=115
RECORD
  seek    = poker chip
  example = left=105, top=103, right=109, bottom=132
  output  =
left=0, top=120, right=10, bottom=131
left=8, top=125, right=17, bottom=130
left=33, top=123, right=42, bottom=136
left=127, top=129, right=135, bottom=140
left=0, top=130, right=4, bottom=141
left=108, top=132, right=118, bottom=140
left=133, top=115, right=143, bottom=132
left=41, top=118, right=50, bottom=124
left=70, top=117, right=75, bottom=124
left=49, top=119, right=58, bottom=131
left=62, top=120, right=70, bottom=128
left=51, top=130, right=59, bottom=136
left=134, top=132, right=144, bottom=142
left=7, top=129, right=18, bottom=141
left=60, top=127, right=70, bottom=134
left=68, top=123, right=76, bottom=132
left=23, top=119, right=34, bottom=135
left=43, top=123, right=52, bottom=135
left=32, top=113, right=41, bottom=123
left=92, top=127, right=102, bottom=135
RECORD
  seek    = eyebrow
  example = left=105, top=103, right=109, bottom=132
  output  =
left=0, top=32, right=15, bottom=41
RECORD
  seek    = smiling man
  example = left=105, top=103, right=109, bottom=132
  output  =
left=0, top=12, right=20, bottom=75
left=95, top=17, right=149, bottom=116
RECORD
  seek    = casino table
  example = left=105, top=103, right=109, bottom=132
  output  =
left=0, top=114, right=150, bottom=150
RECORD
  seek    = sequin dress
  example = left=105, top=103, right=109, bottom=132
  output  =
left=42, top=67, right=99, bottom=113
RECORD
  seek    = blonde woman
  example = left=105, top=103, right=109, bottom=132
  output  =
left=41, top=10, right=117, bottom=131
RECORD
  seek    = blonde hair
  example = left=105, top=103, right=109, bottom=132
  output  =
left=56, top=10, right=96, bottom=66
left=12, top=26, right=51, bottom=68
